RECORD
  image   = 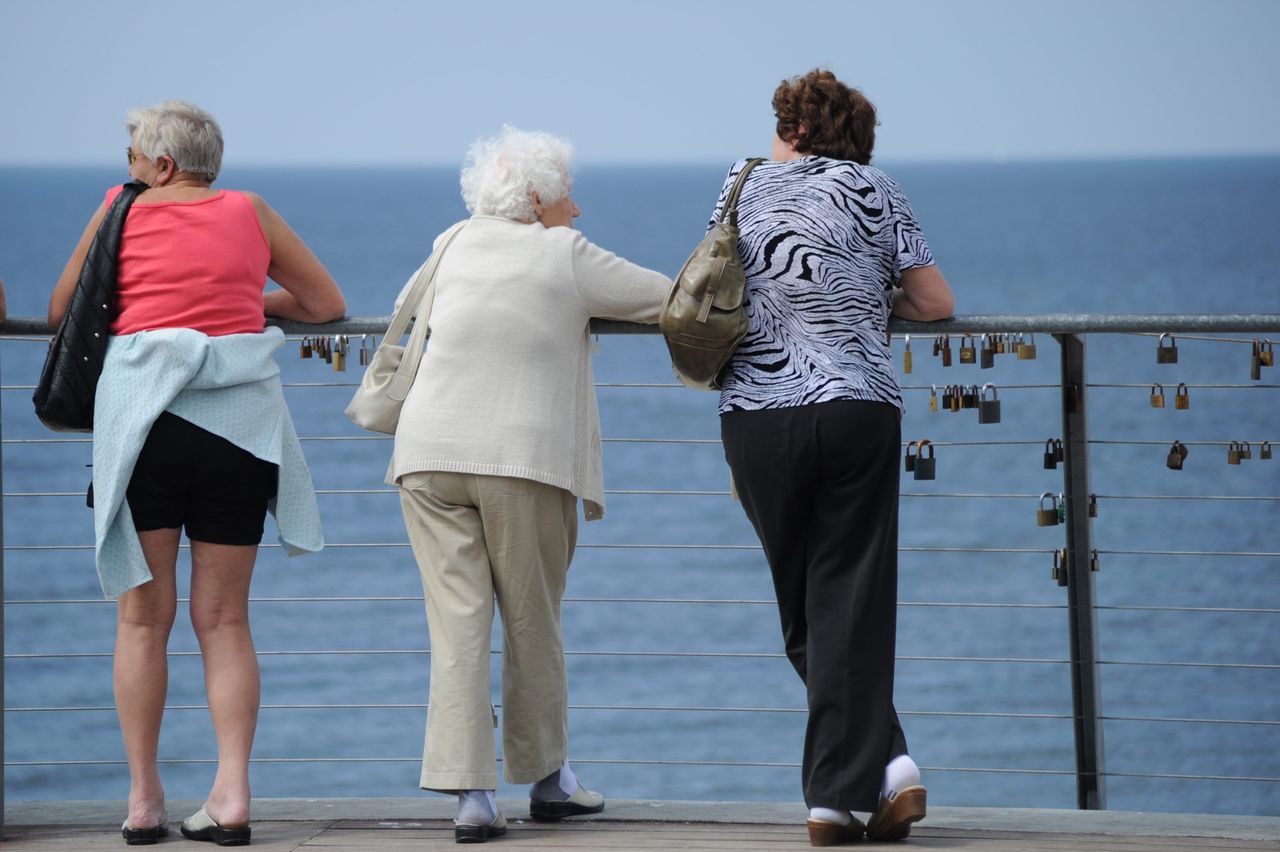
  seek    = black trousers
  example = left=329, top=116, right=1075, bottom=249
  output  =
left=722, top=399, right=908, bottom=812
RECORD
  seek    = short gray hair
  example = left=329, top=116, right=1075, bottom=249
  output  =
left=460, top=126, right=573, bottom=221
left=126, top=101, right=224, bottom=183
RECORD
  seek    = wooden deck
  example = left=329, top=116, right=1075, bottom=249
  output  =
left=4, top=800, right=1277, bottom=851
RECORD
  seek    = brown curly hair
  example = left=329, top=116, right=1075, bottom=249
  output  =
left=773, top=69, right=877, bottom=165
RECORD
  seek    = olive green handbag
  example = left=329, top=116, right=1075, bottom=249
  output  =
left=659, top=157, right=764, bottom=390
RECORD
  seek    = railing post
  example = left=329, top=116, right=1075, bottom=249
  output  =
left=1056, top=332, right=1106, bottom=809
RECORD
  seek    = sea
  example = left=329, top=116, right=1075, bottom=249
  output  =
left=0, top=159, right=1277, bottom=817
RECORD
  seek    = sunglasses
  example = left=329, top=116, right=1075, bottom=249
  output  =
left=127, top=147, right=138, bottom=166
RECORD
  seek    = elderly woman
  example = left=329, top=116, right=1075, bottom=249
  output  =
left=389, top=127, right=670, bottom=843
left=49, top=101, right=345, bottom=846
left=713, top=71, right=955, bottom=846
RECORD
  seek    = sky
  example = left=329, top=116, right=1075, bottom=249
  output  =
left=2, top=0, right=1279, bottom=166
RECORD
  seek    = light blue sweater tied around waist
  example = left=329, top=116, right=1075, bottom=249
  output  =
left=92, top=327, right=323, bottom=599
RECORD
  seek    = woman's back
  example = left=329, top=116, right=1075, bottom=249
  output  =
left=715, top=156, right=934, bottom=414
left=109, top=186, right=269, bottom=336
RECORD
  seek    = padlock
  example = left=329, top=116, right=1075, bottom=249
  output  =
left=1156, top=333, right=1178, bottom=364
left=1251, top=351, right=1263, bottom=381
left=359, top=335, right=373, bottom=366
left=1167, top=440, right=1188, bottom=470
left=1036, top=493, right=1060, bottom=527
left=932, top=335, right=941, bottom=357
left=958, top=334, right=976, bottom=364
left=1227, top=441, right=1242, bottom=465
left=1260, top=340, right=1275, bottom=367
left=1044, top=438, right=1059, bottom=470
left=979, top=334, right=995, bottom=369
left=334, top=335, right=350, bottom=372
left=1174, top=383, right=1190, bottom=410
left=320, top=335, right=333, bottom=363
left=904, top=440, right=919, bottom=472
left=300, top=336, right=313, bottom=358
left=949, top=385, right=961, bottom=412
left=903, top=335, right=912, bottom=374
left=913, top=440, right=936, bottom=480
left=1260, top=441, right=1273, bottom=460
left=1017, top=332, right=1038, bottom=360
left=977, top=383, right=1001, bottom=424
left=1239, top=440, right=1252, bottom=460
left=1090, top=549, right=1100, bottom=573
left=1149, top=382, right=1165, bottom=408
left=940, top=334, right=953, bottom=367
left=1052, top=549, right=1064, bottom=584
left=1088, top=494, right=1098, bottom=518
left=967, top=385, right=981, bottom=409
left=928, top=385, right=939, bottom=413
left=1056, top=549, right=1068, bottom=587
left=995, top=334, right=1008, bottom=355
left=1055, top=438, right=1065, bottom=463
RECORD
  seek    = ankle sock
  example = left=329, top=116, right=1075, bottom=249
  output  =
left=882, top=754, right=921, bottom=800
left=530, top=761, right=578, bottom=801
left=457, top=790, right=497, bottom=825
left=809, top=806, right=851, bottom=825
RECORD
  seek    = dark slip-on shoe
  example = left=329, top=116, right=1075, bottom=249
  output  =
left=121, top=813, right=169, bottom=846
left=180, top=807, right=251, bottom=846
left=529, top=785, right=606, bottom=821
left=455, top=811, right=508, bottom=843
left=865, top=784, right=927, bottom=841
left=807, top=815, right=866, bottom=846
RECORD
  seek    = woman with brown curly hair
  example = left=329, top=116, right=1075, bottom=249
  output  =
left=712, top=69, right=954, bottom=846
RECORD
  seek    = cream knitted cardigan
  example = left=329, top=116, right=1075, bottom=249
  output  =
left=387, top=215, right=672, bottom=521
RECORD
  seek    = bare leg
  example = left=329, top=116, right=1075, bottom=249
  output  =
left=115, top=528, right=180, bottom=828
left=189, top=540, right=260, bottom=828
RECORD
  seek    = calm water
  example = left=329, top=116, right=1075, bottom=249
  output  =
left=1, top=160, right=1277, bottom=816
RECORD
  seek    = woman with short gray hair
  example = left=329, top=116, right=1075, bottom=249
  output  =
left=49, top=99, right=345, bottom=847
left=389, top=126, right=670, bottom=843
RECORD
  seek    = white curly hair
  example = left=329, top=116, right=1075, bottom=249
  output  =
left=460, top=126, right=573, bottom=221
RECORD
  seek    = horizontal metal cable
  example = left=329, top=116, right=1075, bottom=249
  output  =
left=1089, top=382, right=1280, bottom=389
left=3, top=596, right=1064, bottom=609
left=1100, top=770, right=1280, bottom=783
left=1090, top=438, right=1278, bottom=447
left=1125, top=331, right=1277, bottom=345
left=15, top=704, right=1272, bottom=725
left=3, top=650, right=1069, bottom=664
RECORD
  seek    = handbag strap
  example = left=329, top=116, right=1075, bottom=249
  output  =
left=719, top=157, right=765, bottom=229
left=385, top=221, right=467, bottom=401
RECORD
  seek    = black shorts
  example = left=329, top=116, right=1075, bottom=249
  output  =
left=126, top=412, right=279, bottom=546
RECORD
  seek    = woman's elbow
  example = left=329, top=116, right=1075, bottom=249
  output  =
left=318, top=293, right=347, bottom=322
left=924, top=291, right=955, bottom=321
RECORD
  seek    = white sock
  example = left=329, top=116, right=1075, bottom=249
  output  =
left=809, top=807, right=851, bottom=825
left=557, top=761, right=579, bottom=797
left=457, top=790, right=497, bottom=825
left=882, top=755, right=921, bottom=800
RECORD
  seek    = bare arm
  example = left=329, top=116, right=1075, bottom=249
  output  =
left=249, top=193, right=346, bottom=323
left=891, top=264, right=954, bottom=322
left=48, top=201, right=109, bottom=327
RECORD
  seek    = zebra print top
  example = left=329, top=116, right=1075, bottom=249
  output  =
left=713, top=156, right=934, bottom=414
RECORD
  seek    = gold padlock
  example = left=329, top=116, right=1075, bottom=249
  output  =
left=332, top=334, right=349, bottom=372
left=1227, top=441, right=1242, bottom=465
left=1036, top=493, right=1060, bottom=527
left=300, top=336, right=313, bottom=359
left=1174, top=383, right=1190, bottom=410
left=1149, top=382, right=1165, bottom=408
left=903, top=335, right=913, bottom=374
left=1239, top=440, right=1252, bottom=460
left=1156, top=333, right=1178, bottom=364
left=1017, top=332, right=1038, bottom=360
left=1261, top=441, right=1273, bottom=460
left=1260, top=340, right=1275, bottom=367
left=928, top=384, right=939, bottom=412
left=958, top=334, right=976, bottom=364
left=949, top=385, right=961, bottom=412
left=1088, top=494, right=1098, bottom=518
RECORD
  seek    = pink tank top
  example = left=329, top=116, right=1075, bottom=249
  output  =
left=107, top=186, right=271, bottom=336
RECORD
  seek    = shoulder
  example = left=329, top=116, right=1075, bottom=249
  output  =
left=233, top=190, right=269, bottom=213
left=104, top=184, right=126, bottom=205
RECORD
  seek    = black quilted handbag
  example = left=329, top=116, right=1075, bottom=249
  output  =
left=33, top=181, right=147, bottom=432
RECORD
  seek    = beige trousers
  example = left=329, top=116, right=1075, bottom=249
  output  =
left=398, top=470, right=578, bottom=790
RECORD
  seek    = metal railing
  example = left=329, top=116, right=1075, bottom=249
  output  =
left=2, top=313, right=1278, bottom=824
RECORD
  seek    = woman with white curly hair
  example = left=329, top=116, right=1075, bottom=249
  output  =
left=388, top=127, right=671, bottom=843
